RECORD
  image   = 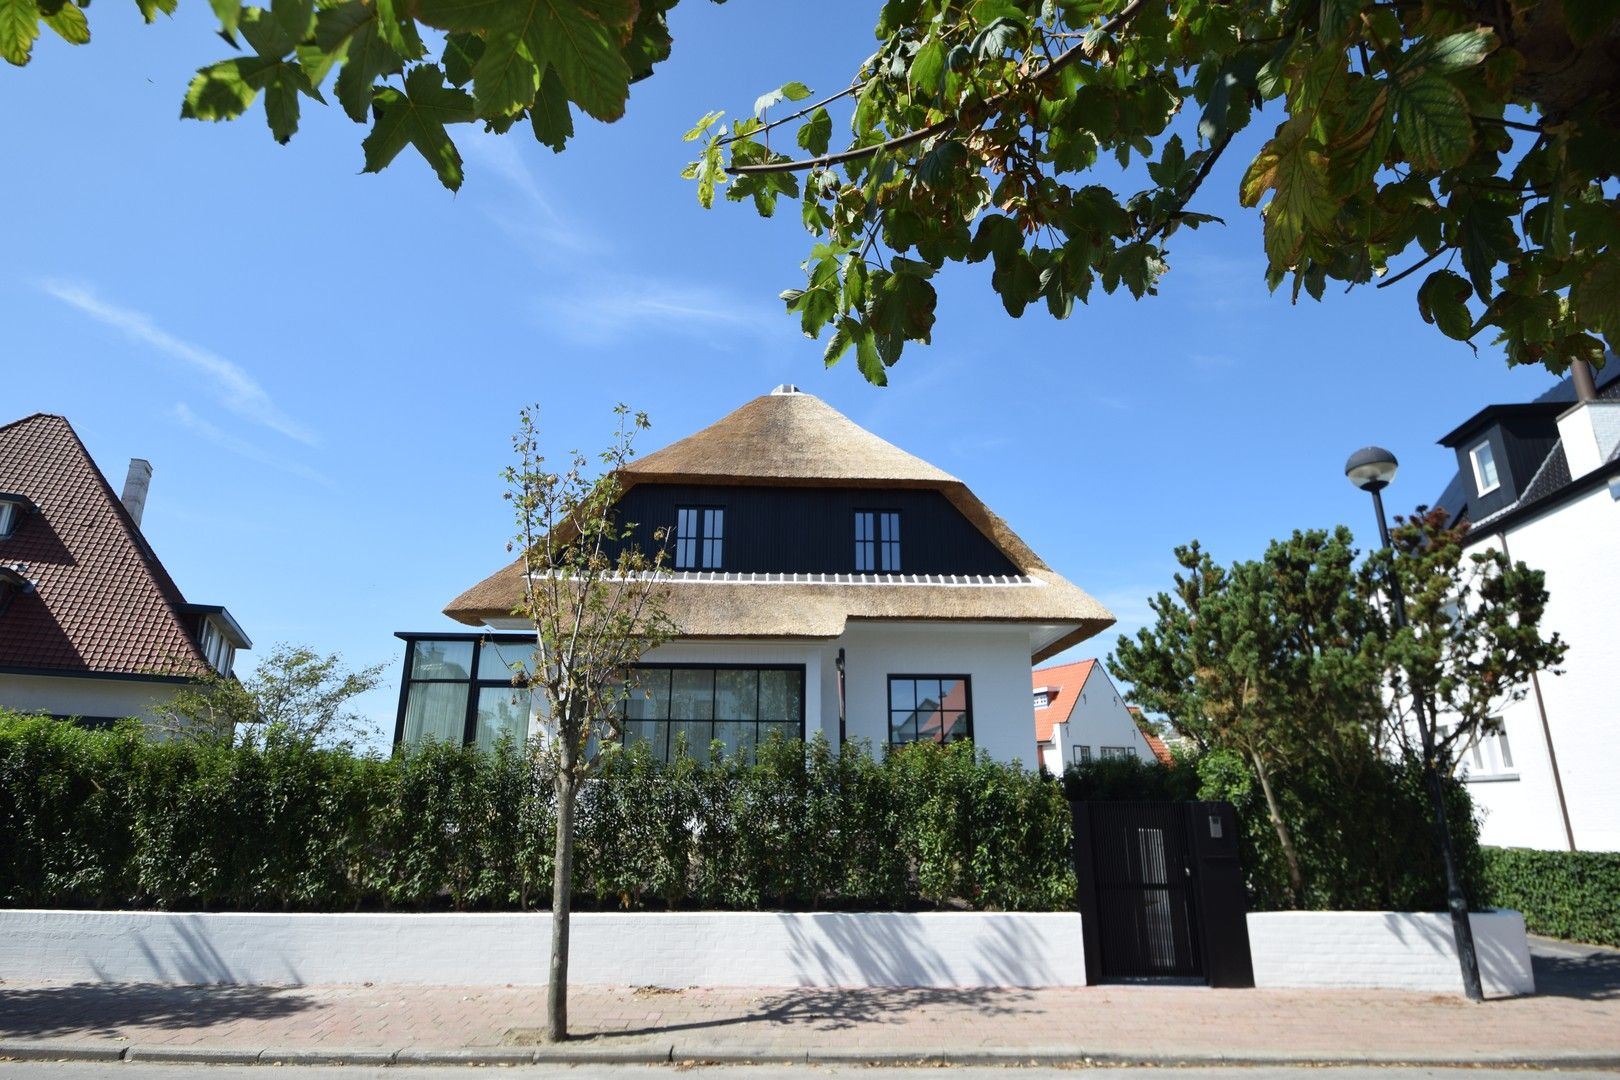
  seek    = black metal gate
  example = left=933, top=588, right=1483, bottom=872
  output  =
left=1071, top=800, right=1254, bottom=987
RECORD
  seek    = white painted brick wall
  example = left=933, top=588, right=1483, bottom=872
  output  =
left=1248, top=910, right=1534, bottom=995
left=0, top=910, right=1087, bottom=989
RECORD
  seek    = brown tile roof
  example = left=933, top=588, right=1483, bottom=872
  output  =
left=1031, top=658, right=1095, bottom=742
left=0, top=414, right=210, bottom=678
left=444, top=392, right=1115, bottom=661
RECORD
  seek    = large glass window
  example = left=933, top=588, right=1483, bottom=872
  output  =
left=675, top=507, right=724, bottom=570
left=854, top=511, right=901, bottom=572
left=887, top=675, right=971, bottom=746
left=396, top=635, right=533, bottom=749
left=622, top=665, right=803, bottom=762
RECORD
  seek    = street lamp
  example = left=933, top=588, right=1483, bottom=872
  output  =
left=1345, top=446, right=1484, bottom=1002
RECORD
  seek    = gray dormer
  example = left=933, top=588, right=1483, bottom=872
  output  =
left=1437, top=403, right=1563, bottom=522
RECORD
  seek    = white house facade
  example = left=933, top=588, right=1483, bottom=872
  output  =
left=1032, top=659, right=1164, bottom=775
left=1430, top=367, right=1620, bottom=852
left=394, top=387, right=1115, bottom=767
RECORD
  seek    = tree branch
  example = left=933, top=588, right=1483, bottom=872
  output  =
left=727, top=0, right=1151, bottom=178
left=1376, top=246, right=1446, bottom=289
left=721, top=83, right=864, bottom=148
left=1143, top=129, right=1234, bottom=243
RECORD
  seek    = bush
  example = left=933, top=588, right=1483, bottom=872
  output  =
left=1480, top=847, right=1620, bottom=947
left=1063, top=747, right=1483, bottom=913
left=0, top=711, right=1072, bottom=913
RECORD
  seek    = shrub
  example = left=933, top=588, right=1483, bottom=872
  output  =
left=0, top=710, right=1072, bottom=913
left=1064, top=747, right=1483, bottom=913
left=1480, top=847, right=1620, bottom=947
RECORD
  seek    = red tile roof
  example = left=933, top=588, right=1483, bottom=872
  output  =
left=1127, top=706, right=1177, bottom=766
left=0, top=414, right=210, bottom=678
left=1031, top=658, right=1095, bottom=743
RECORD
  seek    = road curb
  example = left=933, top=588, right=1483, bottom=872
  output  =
left=0, top=1042, right=128, bottom=1063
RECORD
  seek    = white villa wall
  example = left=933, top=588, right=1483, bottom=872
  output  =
left=0, top=673, right=183, bottom=725
left=1462, top=485, right=1620, bottom=852
left=1050, top=666, right=1156, bottom=770
left=839, top=622, right=1039, bottom=767
left=0, top=910, right=1087, bottom=988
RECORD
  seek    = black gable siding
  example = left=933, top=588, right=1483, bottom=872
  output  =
left=1450, top=414, right=1560, bottom=521
left=607, top=484, right=1020, bottom=575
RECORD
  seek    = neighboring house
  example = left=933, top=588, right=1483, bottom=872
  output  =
left=0, top=414, right=250, bottom=726
left=1031, top=659, right=1161, bottom=774
left=1430, top=362, right=1620, bottom=852
left=394, top=386, right=1114, bottom=765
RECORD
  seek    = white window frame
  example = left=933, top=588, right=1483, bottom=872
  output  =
left=1033, top=690, right=1050, bottom=709
left=0, top=501, right=16, bottom=538
left=1469, top=440, right=1500, bottom=496
left=1099, top=745, right=1137, bottom=761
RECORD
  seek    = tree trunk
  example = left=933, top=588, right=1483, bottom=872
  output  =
left=546, top=766, right=577, bottom=1042
left=1251, top=752, right=1304, bottom=905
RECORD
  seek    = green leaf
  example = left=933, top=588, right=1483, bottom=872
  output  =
left=823, top=320, right=853, bottom=368
left=526, top=0, right=632, bottom=123
left=1572, top=258, right=1620, bottom=346
left=362, top=63, right=475, bottom=190
left=683, top=109, right=723, bottom=141
left=270, top=0, right=315, bottom=47
left=42, top=1, right=88, bottom=45
left=332, top=18, right=402, bottom=122
left=441, top=31, right=484, bottom=86
left=263, top=79, right=301, bottom=142
left=1417, top=268, right=1475, bottom=340
left=909, top=39, right=945, bottom=99
left=473, top=30, right=538, bottom=115
left=915, top=139, right=967, bottom=189
left=796, top=106, right=831, bottom=157
left=209, top=0, right=243, bottom=39
left=753, top=80, right=812, bottom=118
left=1390, top=73, right=1473, bottom=170
left=240, top=5, right=297, bottom=59
left=181, top=58, right=270, bottom=121
left=853, top=323, right=886, bottom=386
left=135, top=0, right=179, bottom=22
left=0, top=0, right=41, bottom=65
left=530, top=64, right=573, bottom=152
left=969, top=16, right=1023, bottom=60
left=1415, top=28, right=1495, bottom=74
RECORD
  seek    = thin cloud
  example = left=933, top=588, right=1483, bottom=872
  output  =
left=536, top=275, right=781, bottom=346
left=463, top=133, right=592, bottom=252
left=40, top=280, right=318, bottom=447
left=1093, top=586, right=1164, bottom=653
left=171, top=403, right=335, bottom=489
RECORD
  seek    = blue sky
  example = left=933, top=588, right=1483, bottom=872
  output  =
left=2, top=0, right=1568, bottom=742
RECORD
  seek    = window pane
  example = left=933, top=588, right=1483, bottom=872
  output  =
left=940, top=711, right=969, bottom=743
left=714, top=721, right=755, bottom=761
left=402, top=682, right=468, bottom=744
left=671, top=668, right=714, bottom=720
left=410, top=640, right=473, bottom=680
left=890, top=679, right=914, bottom=712
left=477, top=640, right=531, bottom=681
left=474, top=686, right=530, bottom=751
left=705, top=508, right=723, bottom=538
left=715, top=669, right=758, bottom=721
left=703, top=536, right=722, bottom=569
left=759, top=721, right=798, bottom=747
left=1497, top=729, right=1514, bottom=769
left=626, top=667, right=671, bottom=720
left=671, top=720, right=712, bottom=762
left=937, top=678, right=965, bottom=712
left=624, top=720, right=669, bottom=762
left=881, top=512, right=898, bottom=542
left=890, top=709, right=917, bottom=744
left=759, top=669, right=801, bottom=722
left=914, top=679, right=943, bottom=711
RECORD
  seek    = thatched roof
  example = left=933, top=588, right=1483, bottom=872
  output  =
left=444, top=390, right=1114, bottom=662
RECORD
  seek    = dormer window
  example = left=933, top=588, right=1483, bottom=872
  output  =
left=675, top=507, right=723, bottom=570
left=0, top=493, right=36, bottom=539
left=855, top=511, right=901, bottom=572
left=1469, top=441, right=1500, bottom=495
left=1033, top=686, right=1052, bottom=709
left=183, top=603, right=251, bottom=676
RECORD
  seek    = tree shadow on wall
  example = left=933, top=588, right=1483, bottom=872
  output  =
left=0, top=983, right=318, bottom=1039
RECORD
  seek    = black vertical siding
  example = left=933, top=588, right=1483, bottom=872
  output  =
left=606, top=484, right=1019, bottom=575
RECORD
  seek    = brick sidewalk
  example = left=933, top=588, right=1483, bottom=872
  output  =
left=2, top=976, right=1618, bottom=1064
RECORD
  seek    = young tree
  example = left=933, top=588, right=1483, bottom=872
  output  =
left=504, top=403, right=674, bottom=1043
left=154, top=642, right=385, bottom=748
left=7, top=2, right=1615, bottom=373
left=1109, top=528, right=1384, bottom=903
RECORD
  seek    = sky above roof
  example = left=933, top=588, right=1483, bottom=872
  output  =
left=2, top=0, right=1575, bottom=745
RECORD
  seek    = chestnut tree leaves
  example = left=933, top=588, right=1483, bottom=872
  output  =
left=685, top=0, right=1620, bottom=383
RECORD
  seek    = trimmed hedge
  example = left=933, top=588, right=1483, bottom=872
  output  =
left=0, top=711, right=1073, bottom=913
left=1480, top=846, right=1620, bottom=947
left=1062, top=750, right=1484, bottom=913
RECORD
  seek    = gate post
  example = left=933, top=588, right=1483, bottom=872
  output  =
left=1068, top=799, right=1103, bottom=986
left=1184, top=801, right=1255, bottom=988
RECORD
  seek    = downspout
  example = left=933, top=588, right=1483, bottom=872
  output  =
left=1496, top=529, right=1577, bottom=851
left=1571, top=359, right=1598, bottom=403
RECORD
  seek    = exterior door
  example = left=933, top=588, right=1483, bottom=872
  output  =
left=1082, top=801, right=1203, bottom=980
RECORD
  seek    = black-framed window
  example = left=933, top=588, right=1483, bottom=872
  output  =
left=1099, top=745, right=1137, bottom=761
left=622, top=664, right=803, bottom=762
left=395, top=635, right=534, bottom=750
left=675, top=506, right=724, bottom=570
left=887, top=674, right=971, bottom=746
left=1072, top=744, right=1091, bottom=765
left=854, top=510, right=901, bottom=572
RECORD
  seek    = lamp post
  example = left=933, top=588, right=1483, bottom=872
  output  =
left=1345, top=446, right=1484, bottom=1002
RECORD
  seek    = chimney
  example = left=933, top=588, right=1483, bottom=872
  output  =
left=121, top=458, right=153, bottom=528
left=1557, top=401, right=1620, bottom=481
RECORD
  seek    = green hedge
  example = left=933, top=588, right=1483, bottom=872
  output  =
left=1480, top=846, right=1620, bottom=947
left=0, top=711, right=1073, bottom=913
left=1062, top=750, right=1484, bottom=913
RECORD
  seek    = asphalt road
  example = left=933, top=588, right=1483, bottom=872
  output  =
left=3, top=1067, right=1620, bottom=1080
